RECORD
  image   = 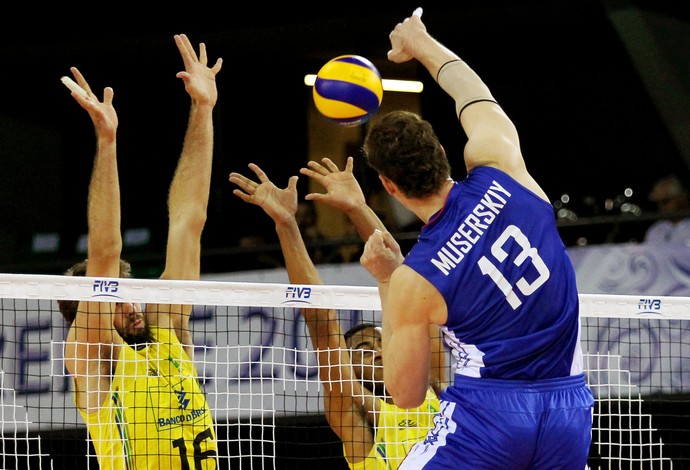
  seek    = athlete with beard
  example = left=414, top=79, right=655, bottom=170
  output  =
left=58, top=33, right=222, bottom=470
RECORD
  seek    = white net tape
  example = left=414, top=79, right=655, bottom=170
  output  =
left=0, top=273, right=687, bottom=469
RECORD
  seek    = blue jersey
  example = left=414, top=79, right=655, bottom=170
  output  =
left=404, top=166, right=583, bottom=380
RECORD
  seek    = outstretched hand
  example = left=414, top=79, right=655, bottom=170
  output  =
left=387, top=7, right=425, bottom=64
left=174, top=33, right=223, bottom=107
left=65, top=66, right=117, bottom=141
left=229, top=163, right=299, bottom=224
left=300, top=157, right=367, bottom=213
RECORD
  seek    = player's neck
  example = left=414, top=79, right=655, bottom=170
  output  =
left=406, top=179, right=454, bottom=224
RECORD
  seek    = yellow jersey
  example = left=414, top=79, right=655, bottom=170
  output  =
left=79, top=326, right=217, bottom=470
left=346, top=388, right=440, bottom=470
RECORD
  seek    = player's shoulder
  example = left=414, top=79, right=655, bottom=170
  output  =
left=467, top=165, right=549, bottom=204
left=391, top=265, right=447, bottom=324
left=391, top=263, right=428, bottom=286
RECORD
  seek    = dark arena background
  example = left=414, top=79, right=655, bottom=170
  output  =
left=1, top=1, right=690, bottom=469
left=0, top=0, right=689, bottom=275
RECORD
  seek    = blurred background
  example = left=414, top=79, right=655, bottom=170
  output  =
left=1, top=0, right=689, bottom=277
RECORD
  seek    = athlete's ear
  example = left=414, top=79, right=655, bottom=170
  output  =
left=379, top=175, right=396, bottom=196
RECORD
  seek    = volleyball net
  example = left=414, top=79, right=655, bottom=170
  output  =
left=0, top=272, right=688, bottom=469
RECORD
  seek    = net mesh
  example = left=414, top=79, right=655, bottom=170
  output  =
left=0, top=273, right=688, bottom=469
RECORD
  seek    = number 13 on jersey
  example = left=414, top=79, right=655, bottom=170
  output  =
left=477, top=225, right=550, bottom=309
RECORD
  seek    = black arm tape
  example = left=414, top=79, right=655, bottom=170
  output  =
left=436, top=59, right=463, bottom=83
left=458, top=98, right=499, bottom=119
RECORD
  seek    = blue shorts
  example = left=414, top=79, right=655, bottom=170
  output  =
left=400, top=373, right=594, bottom=470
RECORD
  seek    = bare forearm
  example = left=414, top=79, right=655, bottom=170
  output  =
left=346, top=203, right=386, bottom=241
left=87, top=138, right=122, bottom=265
left=168, top=104, right=214, bottom=216
left=276, top=218, right=322, bottom=286
left=274, top=218, right=348, bottom=351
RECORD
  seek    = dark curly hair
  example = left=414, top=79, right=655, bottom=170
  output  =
left=57, top=259, right=132, bottom=324
left=363, top=110, right=451, bottom=199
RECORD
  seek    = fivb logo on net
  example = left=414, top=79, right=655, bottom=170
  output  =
left=638, top=297, right=662, bottom=314
left=283, top=285, right=312, bottom=305
left=91, top=279, right=123, bottom=300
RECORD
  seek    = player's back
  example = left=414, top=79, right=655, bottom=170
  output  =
left=404, top=166, right=581, bottom=380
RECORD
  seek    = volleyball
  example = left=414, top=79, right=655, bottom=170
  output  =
left=313, top=55, right=383, bottom=127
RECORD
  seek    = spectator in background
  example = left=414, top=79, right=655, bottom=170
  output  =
left=644, top=174, right=690, bottom=243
